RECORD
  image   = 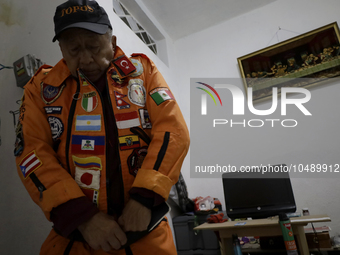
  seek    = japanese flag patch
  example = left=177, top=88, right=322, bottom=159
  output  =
left=75, top=167, right=101, bottom=190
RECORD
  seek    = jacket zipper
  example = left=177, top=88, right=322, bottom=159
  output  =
left=29, top=173, right=46, bottom=201
left=104, top=78, right=124, bottom=215
left=74, top=71, right=124, bottom=215
left=92, top=77, right=112, bottom=213
left=153, top=132, right=170, bottom=171
left=65, top=80, right=80, bottom=172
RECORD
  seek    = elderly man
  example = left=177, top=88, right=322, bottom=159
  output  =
left=14, top=0, right=189, bottom=254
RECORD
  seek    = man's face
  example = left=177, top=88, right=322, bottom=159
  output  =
left=59, top=28, right=115, bottom=82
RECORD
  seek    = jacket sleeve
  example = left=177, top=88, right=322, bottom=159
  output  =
left=131, top=56, right=190, bottom=200
left=15, top=70, right=86, bottom=221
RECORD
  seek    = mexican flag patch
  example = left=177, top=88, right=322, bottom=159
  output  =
left=149, top=87, right=175, bottom=105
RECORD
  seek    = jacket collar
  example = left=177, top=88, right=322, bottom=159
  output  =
left=41, top=59, right=71, bottom=87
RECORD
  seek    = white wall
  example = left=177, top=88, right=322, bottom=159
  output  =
left=174, top=0, right=340, bottom=235
left=0, top=0, right=178, bottom=254
left=0, top=0, right=63, bottom=254
left=2, top=0, right=340, bottom=253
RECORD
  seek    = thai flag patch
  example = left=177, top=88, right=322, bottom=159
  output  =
left=19, top=151, right=42, bottom=179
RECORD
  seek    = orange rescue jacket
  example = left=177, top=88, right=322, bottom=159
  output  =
left=15, top=46, right=190, bottom=220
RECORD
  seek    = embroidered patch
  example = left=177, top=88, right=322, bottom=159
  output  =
left=41, top=82, right=65, bottom=105
left=75, top=167, right=101, bottom=190
left=14, top=122, right=24, bottom=157
left=127, top=146, right=148, bottom=177
left=128, top=79, right=146, bottom=107
left=130, top=59, right=143, bottom=77
left=114, top=91, right=130, bottom=109
left=113, top=55, right=136, bottom=76
left=110, top=69, right=126, bottom=86
left=150, top=87, right=175, bottom=105
left=79, top=72, right=89, bottom=86
left=48, top=116, right=64, bottom=140
left=82, top=91, right=98, bottom=112
left=19, top=101, right=25, bottom=122
left=44, top=106, right=62, bottom=114
left=115, top=111, right=141, bottom=129
left=71, top=135, right=105, bottom=155
left=19, top=150, right=42, bottom=179
left=75, top=115, right=101, bottom=131
left=139, top=109, right=152, bottom=129
left=119, top=135, right=140, bottom=151
left=72, top=155, right=102, bottom=170
left=82, top=188, right=99, bottom=206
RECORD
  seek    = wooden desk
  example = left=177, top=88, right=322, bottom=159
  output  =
left=194, top=214, right=331, bottom=255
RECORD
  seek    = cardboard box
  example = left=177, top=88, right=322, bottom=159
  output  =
left=306, top=232, right=332, bottom=249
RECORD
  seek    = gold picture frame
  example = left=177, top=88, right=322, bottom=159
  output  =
left=237, top=22, right=340, bottom=102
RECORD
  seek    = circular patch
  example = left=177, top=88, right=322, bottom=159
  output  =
left=48, top=116, right=64, bottom=140
left=127, top=146, right=148, bottom=177
left=128, top=79, right=146, bottom=107
left=130, top=59, right=144, bottom=77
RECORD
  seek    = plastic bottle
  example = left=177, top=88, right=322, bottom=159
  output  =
left=279, top=213, right=299, bottom=255
left=232, top=234, right=243, bottom=255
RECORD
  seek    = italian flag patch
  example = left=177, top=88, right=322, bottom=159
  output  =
left=150, top=87, right=175, bottom=105
left=82, top=91, right=98, bottom=112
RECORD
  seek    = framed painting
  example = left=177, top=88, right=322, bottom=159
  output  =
left=237, top=22, right=340, bottom=102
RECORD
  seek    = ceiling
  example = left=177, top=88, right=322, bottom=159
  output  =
left=139, top=0, right=277, bottom=40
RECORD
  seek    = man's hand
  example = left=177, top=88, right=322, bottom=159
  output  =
left=78, top=212, right=127, bottom=252
left=118, top=199, right=151, bottom=232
